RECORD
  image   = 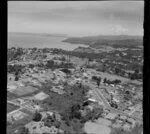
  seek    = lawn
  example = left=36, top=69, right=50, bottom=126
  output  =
left=7, top=91, right=18, bottom=101
left=41, top=84, right=90, bottom=114
left=7, top=103, right=20, bottom=113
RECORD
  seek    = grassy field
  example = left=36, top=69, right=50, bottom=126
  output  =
left=7, top=103, right=20, bottom=113
left=7, top=91, right=18, bottom=101
left=41, top=83, right=90, bottom=113
left=11, top=86, right=38, bottom=96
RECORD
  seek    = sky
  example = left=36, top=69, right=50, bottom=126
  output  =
left=8, top=1, right=144, bottom=37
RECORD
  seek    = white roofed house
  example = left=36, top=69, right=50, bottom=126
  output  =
left=34, top=92, right=49, bottom=101
left=126, top=118, right=136, bottom=128
left=123, top=123, right=131, bottom=131
left=113, top=96, right=120, bottom=103
left=75, top=78, right=82, bottom=84
left=112, top=123, right=122, bottom=129
left=119, top=115, right=127, bottom=121
left=50, top=86, right=65, bottom=94
left=105, top=113, right=118, bottom=120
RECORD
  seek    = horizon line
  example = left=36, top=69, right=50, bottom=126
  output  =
left=8, top=31, right=143, bottom=37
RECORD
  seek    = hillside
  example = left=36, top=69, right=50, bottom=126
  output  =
left=63, top=35, right=143, bottom=49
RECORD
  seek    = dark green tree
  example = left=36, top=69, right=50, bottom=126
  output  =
left=32, top=111, right=42, bottom=122
left=20, top=127, right=29, bottom=134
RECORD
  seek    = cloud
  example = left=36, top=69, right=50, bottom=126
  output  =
left=8, top=1, right=143, bottom=36
left=110, top=24, right=129, bottom=35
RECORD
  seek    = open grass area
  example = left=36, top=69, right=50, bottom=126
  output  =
left=40, top=83, right=90, bottom=133
left=42, top=84, right=89, bottom=114
left=11, top=86, right=38, bottom=96
left=7, top=103, right=20, bottom=113
left=7, top=91, right=18, bottom=101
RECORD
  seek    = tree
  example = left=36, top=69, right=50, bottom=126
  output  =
left=61, top=56, right=66, bottom=61
left=103, top=78, right=107, bottom=83
left=102, top=65, right=106, bottom=72
left=88, top=57, right=93, bottom=62
left=32, top=111, right=42, bottom=122
left=29, top=64, right=35, bottom=69
left=91, top=107, right=103, bottom=120
left=61, top=68, right=71, bottom=74
left=97, top=77, right=101, bottom=87
left=92, top=76, right=98, bottom=81
left=64, top=81, right=68, bottom=87
left=20, top=127, right=29, bottom=134
left=15, top=75, right=19, bottom=81
left=115, top=67, right=121, bottom=75
left=69, top=104, right=82, bottom=120
left=46, top=60, right=55, bottom=69
left=134, top=69, right=139, bottom=74
left=79, top=82, right=82, bottom=88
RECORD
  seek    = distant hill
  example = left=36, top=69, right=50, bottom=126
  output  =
left=63, top=35, right=143, bottom=49
left=8, top=32, right=68, bottom=37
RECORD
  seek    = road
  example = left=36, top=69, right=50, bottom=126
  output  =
left=83, top=82, right=142, bottom=121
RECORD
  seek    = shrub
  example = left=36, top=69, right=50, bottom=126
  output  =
left=20, top=127, right=29, bottom=134
left=32, top=111, right=42, bottom=122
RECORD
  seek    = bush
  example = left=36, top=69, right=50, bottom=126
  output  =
left=32, top=111, right=42, bottom=122
left=61, top=68, right=71, bottom=74
left=20, top=127, right=29, bottom=134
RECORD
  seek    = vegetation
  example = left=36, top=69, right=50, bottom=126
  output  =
left=129, top=70, right=142, bottom=80
left=50, top=48, right=142, bottom=80
left=42, top=84, right=89, bottom=113
left=8, top=64, right=25, bottom=74
left=60, top=68, right=71, bottom=74
left=63, top=35, right=142, bottom=49
left=110, top=124, right=143, bottom=134
left=7, top=46, right=143, bottom=134
left=46, top=60, right=74, bottom=70
left=32, top=111, right=42, bottom=122
left=20, top=127, right=29, bottom=134
left=7, top=103, right=20, bottom=113
left=8, top=47, right=24, bottom=61
left=40, top=83, right=104, bottom=133
left=8, top=45, right=142, bottom=80
left=103, top=78, right=121, bottom=85
left=43, top=114, right=61, bottom=128
left=92, top=76, right=101, bottom=86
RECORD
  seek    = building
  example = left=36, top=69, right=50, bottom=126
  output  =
left=123, top=123, right=131, bottom=131
left=34, top=92, right=49, bottom=101
left=105, top=113, right=118, bottom=120
left=50, top=86, right=65, bottom=94
left=112, top=123, right=122, bottom=129
left=119, top=115, right=127, bottom=121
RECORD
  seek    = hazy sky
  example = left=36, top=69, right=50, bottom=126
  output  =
left=8, top=1, right=144, bottom=36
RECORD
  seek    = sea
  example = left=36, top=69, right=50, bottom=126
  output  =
left=8, top=33, right=87, bottom=51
